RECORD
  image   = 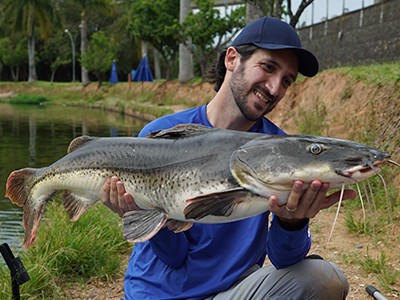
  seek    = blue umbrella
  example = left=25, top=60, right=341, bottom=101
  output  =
left=133, top=56, right=153, bottom=82
left=109, top=60, right=118, bottom=84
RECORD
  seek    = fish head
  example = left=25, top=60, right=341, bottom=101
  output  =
left=230, top=134, right=390, bottom=201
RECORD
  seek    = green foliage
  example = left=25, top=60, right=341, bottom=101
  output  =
left=0, top=37, right=26, bottom=67
left=2, top=0, right=60, bottom=39
left=338, top=61, right=400, bottom=86
left=81, top=30, right=117, bottom=84
left=0, top=200, right=131, bottom=298
left=9, top=95, right=50, bottom=104
left=40, top=32, right=71, bottom=74
left=128, top=0, right=180, bottom=79
left=183, top=0, right=245, bottom=76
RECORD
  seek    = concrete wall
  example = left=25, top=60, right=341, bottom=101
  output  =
left=297, top=0, right=400, bottom=70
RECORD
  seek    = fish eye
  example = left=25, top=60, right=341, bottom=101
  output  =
left=308, top=143, right=324, bottom=155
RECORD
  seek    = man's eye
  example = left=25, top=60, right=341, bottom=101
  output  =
left=283, top=78, right=293, bottom=88
left=261, top=63, right=274, bottom=72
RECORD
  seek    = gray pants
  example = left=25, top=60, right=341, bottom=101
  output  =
left=206, top=257, right=349, bottom=300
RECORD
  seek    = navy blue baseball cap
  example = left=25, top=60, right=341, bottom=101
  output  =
left=231, top=16, right=319, bottom=77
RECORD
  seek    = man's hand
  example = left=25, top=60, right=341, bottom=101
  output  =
left=101, top=176, right=140, bottom=217
left=268, top=180, right=357, bottom=230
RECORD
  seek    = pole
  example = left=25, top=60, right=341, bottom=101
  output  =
left=366, top=285, right=388, bottom=300
left=64, top=29, right=76, bottom=82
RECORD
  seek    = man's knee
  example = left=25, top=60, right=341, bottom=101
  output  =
left=294, top=258, right=349, bottom=299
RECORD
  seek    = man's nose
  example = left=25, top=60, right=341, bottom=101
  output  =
left=264, top=77, right=281, bottom=97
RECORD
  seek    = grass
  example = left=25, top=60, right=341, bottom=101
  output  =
left=356, top=250, right=399, bottom=291
left=0, top=62, right=399, bottom=296
left=9, top=95, right=50, bottom=105
left=337, top=61, right=400, bottom=86
left=0, top=198, right=131, bottom=299
left=295, top=96, right=327, bottom=135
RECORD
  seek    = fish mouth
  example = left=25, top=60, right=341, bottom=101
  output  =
left=339, top=159, right=386, bottom=180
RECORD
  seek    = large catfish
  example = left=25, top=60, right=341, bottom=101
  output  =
left=5, top=124, right=391, bottom=248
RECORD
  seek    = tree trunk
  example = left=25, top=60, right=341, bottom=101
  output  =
left=178, top=0, right=193, bottom=83
left=27, top=35, right=37, bottom=82
left=153, top=47, right=161, bottom=79
left=272, top=0, right=284, bottom=18
left=141, top=41, right=148, bottom=57
left=80, top=11, right=90, bottom=86
left=246, top=0, right=266, bottom=23
left=11, top=66, right=18, bottom=81
left=50, top=69, right=56, bottom=82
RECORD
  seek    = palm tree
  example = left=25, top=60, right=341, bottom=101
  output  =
left=72, top=0, right=115, bottom=86
left=2, top=0, right=59, bottom=82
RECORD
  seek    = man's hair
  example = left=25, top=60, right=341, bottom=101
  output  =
left=206, top=45, right=258, bottom=92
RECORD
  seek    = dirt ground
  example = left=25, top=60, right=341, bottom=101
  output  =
left=14, top=70, right=398, bottom=299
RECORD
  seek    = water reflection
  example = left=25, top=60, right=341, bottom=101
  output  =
left=0, top=103, right=147, bottom=249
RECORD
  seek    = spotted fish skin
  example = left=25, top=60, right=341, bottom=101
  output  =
left=5, top=124, right=390, bottom=247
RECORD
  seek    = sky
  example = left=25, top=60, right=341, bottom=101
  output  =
left=290, top=0, right=376, bottom=27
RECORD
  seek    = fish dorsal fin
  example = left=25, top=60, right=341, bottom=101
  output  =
left=67, top=136, right=97, bottom=153
left=147, top=124, right=215, bottom=139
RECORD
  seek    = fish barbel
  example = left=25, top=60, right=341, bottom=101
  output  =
left=5, top=124, right=390, bottom=248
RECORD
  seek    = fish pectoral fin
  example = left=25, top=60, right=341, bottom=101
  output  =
left=184, top=188, right=250, bottom=221
left=63, top=192, right=96, bottom=221
left=122, top=210, right=167, bottom=242
left=165, top=219, right=193, bottom=233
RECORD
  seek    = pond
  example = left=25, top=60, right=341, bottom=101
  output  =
left=0, top=103, right=148, bottom=250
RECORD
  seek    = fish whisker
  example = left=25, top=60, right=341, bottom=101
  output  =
left=388, top=159, right=400, bottom=167
left=366, top=160, right=380, bottom=174
left=327, top=183, right=345, bottom=244
left=355, top=181, right=366, bottom=224
left=377, top=173, right=392, bottom=222
left=362, top=179, right=376, bottom=240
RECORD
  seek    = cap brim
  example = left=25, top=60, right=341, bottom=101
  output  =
left=253, top=42, right=319, bottom=77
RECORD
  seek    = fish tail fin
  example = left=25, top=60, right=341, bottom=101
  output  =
left=6, top=168, right=61, bottom=248
left=5, top=168, right=36, bottom=207
left=122, top=210, right=168, bottom=242
left=63, top=192, right=97, bottom=221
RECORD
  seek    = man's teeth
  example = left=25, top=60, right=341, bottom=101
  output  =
left=254, top=90, right=269, bottom=103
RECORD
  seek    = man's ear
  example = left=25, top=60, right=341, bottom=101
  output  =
left=225, top=47, right=240, bottom=71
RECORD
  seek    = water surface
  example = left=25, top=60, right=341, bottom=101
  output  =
left=0, top=103, right=147, bottom=249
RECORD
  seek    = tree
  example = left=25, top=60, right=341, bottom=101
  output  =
left=2, top=0, right=59, bottom=82
left=70, top=0, right=115, bottom=85
left=183, top=0, right=246, bottom=77
left=286, top=0, right=315, bottom=28
left=81, top=30, right=117, bottom=88
left=128, top=0, right=181, bottom=80
left=40, top=32, right=71, bottom=82
left=0, top=36, right=27, bottom=81
left=246, top=0, right=315, bottom=28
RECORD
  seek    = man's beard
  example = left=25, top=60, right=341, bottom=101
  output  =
left=229, top=65, right=277, bottom=121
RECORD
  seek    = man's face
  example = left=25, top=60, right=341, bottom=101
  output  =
left=229, top=48, right=299, bottom=121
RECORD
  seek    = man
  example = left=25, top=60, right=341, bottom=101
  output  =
left=102, top=17, right=356, bottom=299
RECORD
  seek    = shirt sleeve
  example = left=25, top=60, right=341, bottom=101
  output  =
left=266, top=215, right=311, bottom=269
left=147, top=228, right=189, bottom=268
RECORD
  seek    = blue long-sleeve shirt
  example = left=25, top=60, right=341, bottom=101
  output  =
left=124, top=105, right=311, bottom=299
